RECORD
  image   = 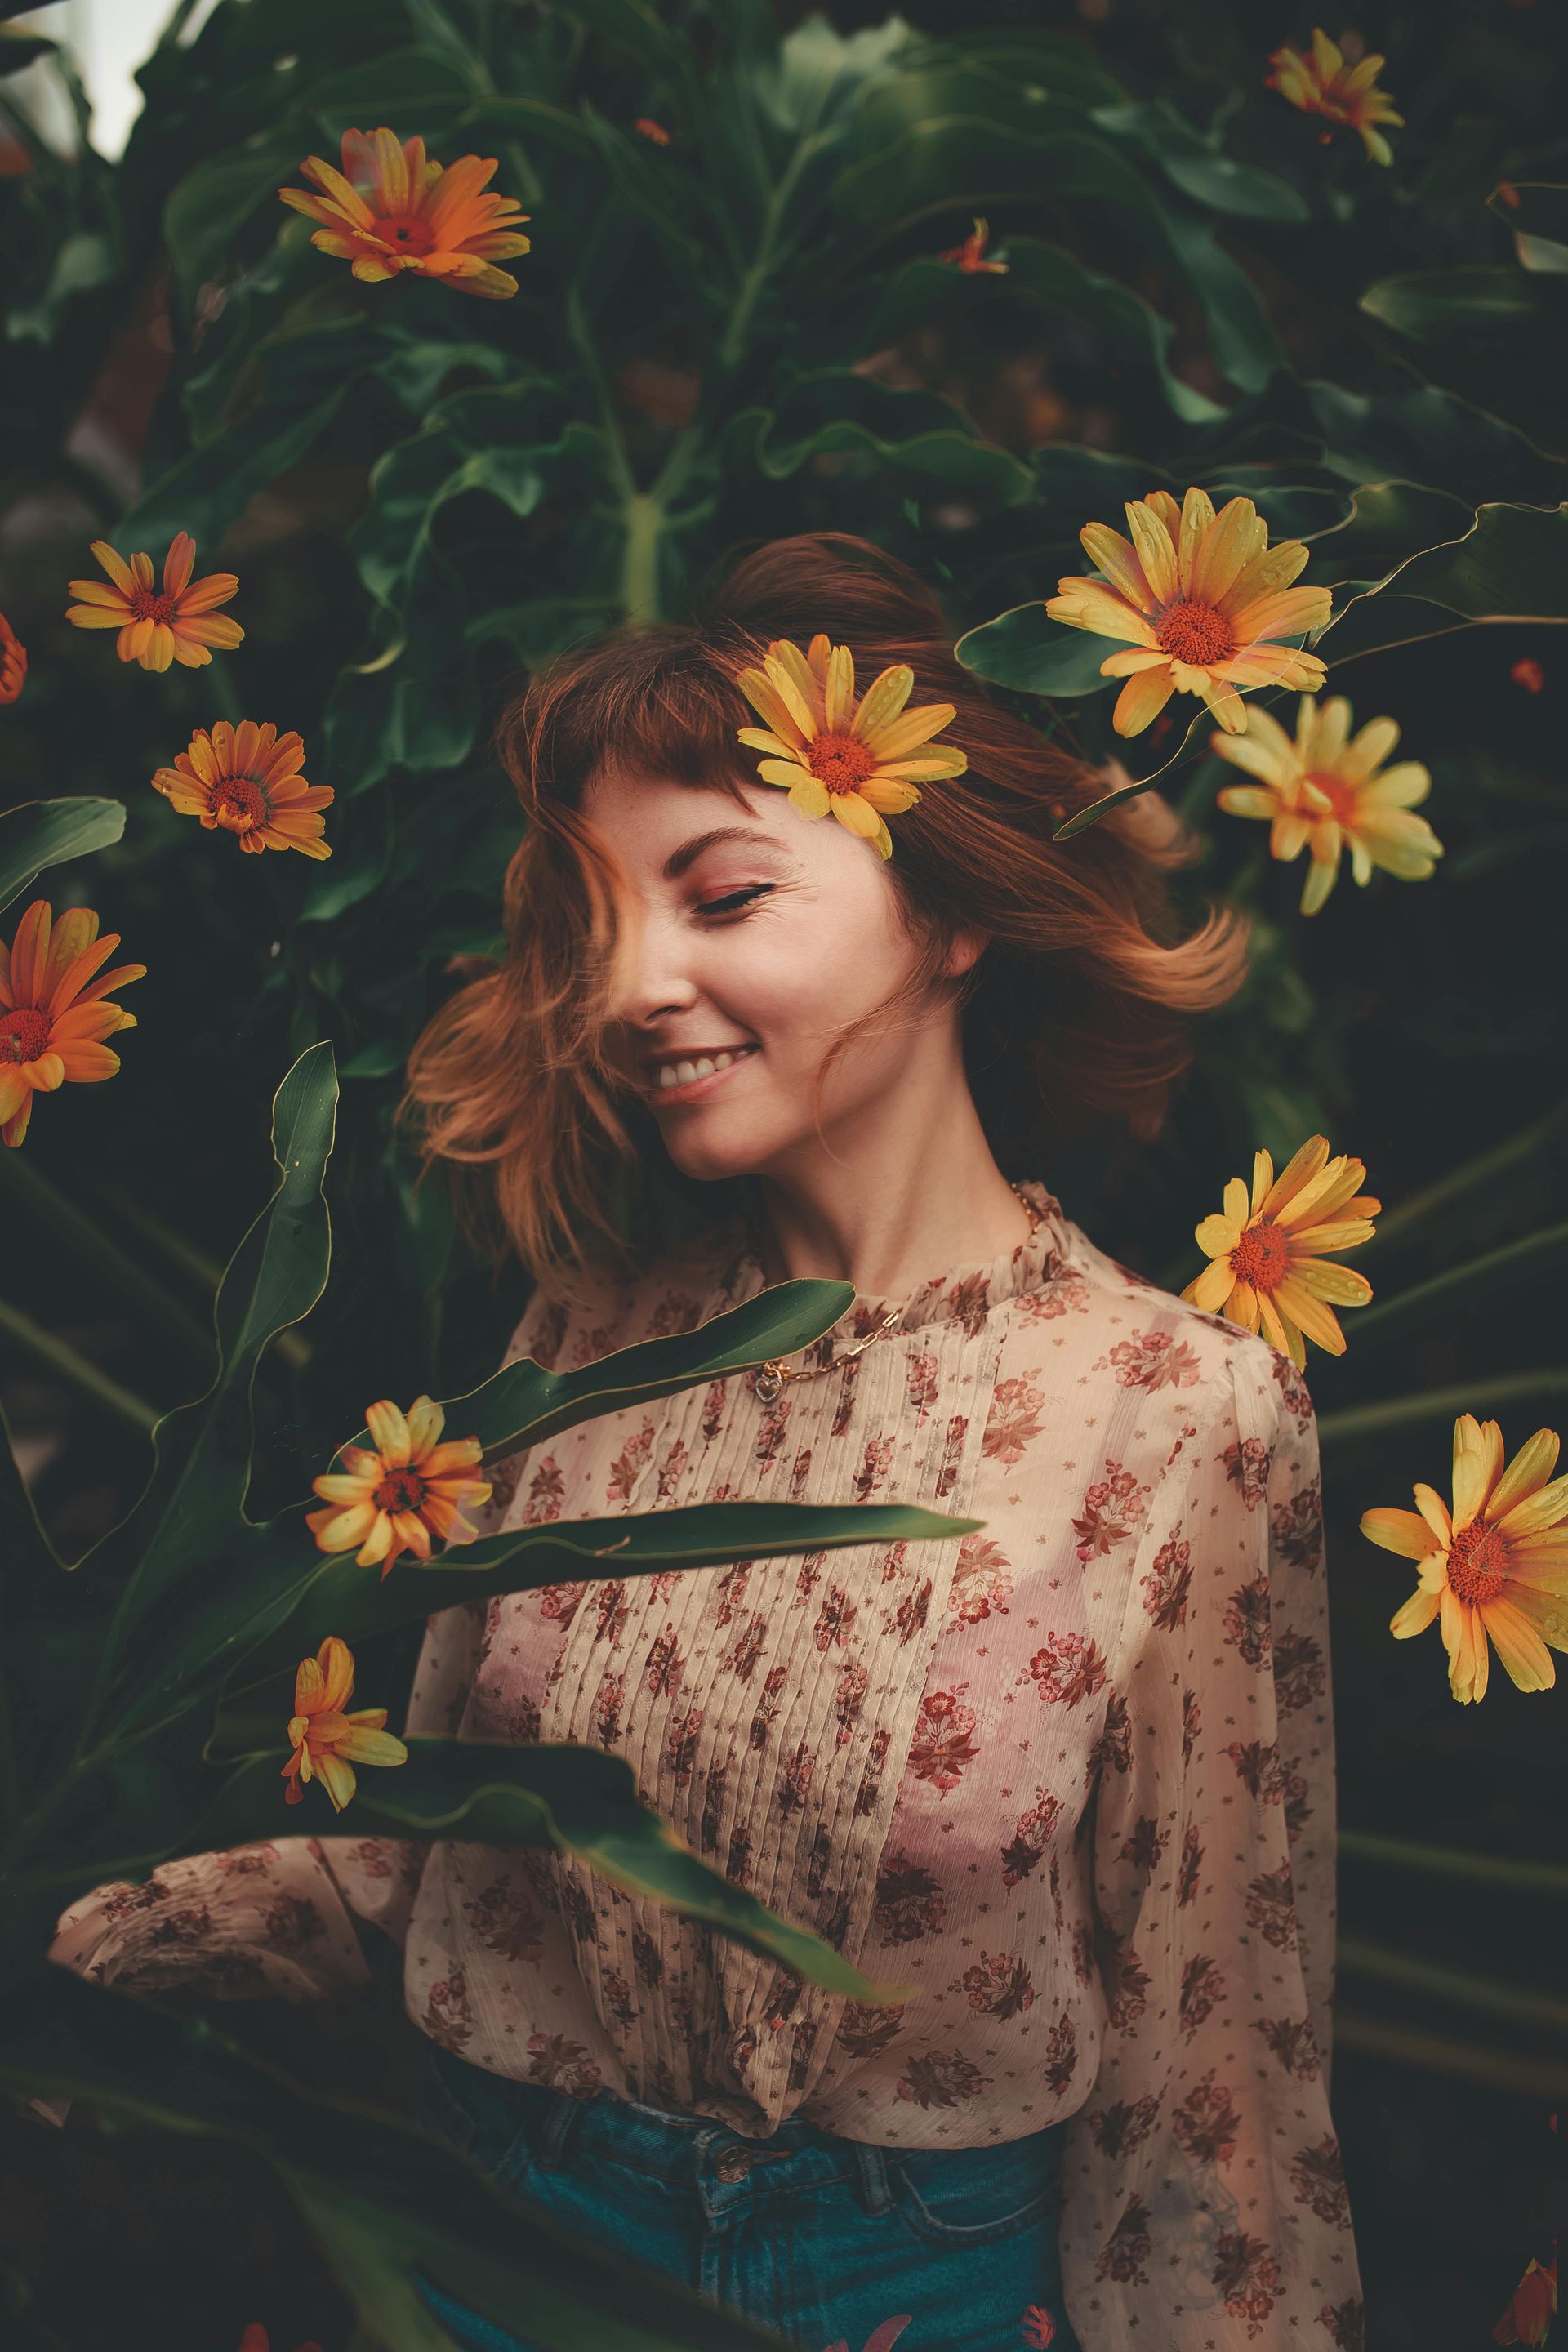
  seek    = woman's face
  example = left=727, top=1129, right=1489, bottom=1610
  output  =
left=581, top=764, right=974, bottom=1186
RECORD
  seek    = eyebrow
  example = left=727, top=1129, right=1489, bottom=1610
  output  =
left=662, top=826, right=795, bottom=880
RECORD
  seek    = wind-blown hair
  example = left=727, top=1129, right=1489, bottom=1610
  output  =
left=399, top=531, right=1251, bottom=1297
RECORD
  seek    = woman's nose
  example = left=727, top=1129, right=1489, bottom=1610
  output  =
left=612, top=906, right=700, bottom=1026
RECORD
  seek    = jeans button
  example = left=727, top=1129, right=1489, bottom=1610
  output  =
left=715, top=2145, right=755, bottom=2183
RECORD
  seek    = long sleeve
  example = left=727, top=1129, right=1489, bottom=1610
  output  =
left=1059, top=1343, right=1364, bottom=2348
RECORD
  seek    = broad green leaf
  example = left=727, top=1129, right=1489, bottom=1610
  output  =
left=833, top=126, right=1285, bottom=394
left=1318, top=499, right=1568, bottom=666
left=0, top=799, right=126, bottom=914
left=751, top=14, right=907, bottom=136
left=727, top=372, right=1033, bottom=504
left=1301, top=479, right=1476, bottom=592
left=1360, top=266, right=1544, bottom=344
left=997, top=237, right=1226, bottom=426
left=180, top=1740, right=915, bottom=2002
left=220, top=1495, right=984, bottom=1711
left=60, top=1048, right=339, bottom=1759
left=163, top=140, right=301, bottom=306
left=1091, top=96, right=1310, bottom=222
left=1303, top=380, right=1566, bottom=506
left=954, top=604, right=1120, bottom=697
left=118, top=352, right=360, bottom=553
left=554, top=0, right=688, bottom=69
left=0, top=1971, right=802, bottom=2352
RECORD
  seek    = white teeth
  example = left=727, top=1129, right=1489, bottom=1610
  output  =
left=654, top=1045, right=755, bottom=1090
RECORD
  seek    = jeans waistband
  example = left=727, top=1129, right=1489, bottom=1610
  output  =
left=425, top=2042, right=1068, bottom=2225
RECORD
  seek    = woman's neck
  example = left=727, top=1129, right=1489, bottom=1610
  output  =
left=750, top=1104, right=1038, bottom=1303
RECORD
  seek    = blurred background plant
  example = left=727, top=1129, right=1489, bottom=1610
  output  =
left=2, top=0, right=1566, bottom=2345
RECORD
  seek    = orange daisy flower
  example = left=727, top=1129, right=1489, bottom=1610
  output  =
left=0, top=899, right=144, bottom=1150
left=278, top=127, right=530, bottom=298
left=938, top=216, right=1008, bottom=274
left=1045, top=488, right=1332, bottom=737
left=0, top=608, right=26, bottom=704
left=635, top=117, right=671, bottom=145
left=1265, top=29, right=1403, bottom=166
left=150, top=722, right=333, bottom=860
left=306, top=1394, right=492, bottom=1580
left=1181, top=1133, right=1379, bottom=1370
left=1364, top=1418, right=1568, bottom=1706
left=64, top=530, right=243, bottom=672
left=736, top=635, right=965, bottom=862
left=282, top=1637, right=408, bottom=1812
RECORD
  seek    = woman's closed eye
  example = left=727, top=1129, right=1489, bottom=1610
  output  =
left=697, top=883, right=777, bottom=918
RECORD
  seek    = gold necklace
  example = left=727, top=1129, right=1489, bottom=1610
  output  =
left=753, top=1183, right=1044, bottom=1406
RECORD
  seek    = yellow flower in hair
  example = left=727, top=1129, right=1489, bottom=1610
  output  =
left=735, top=635, right=965, bottom=861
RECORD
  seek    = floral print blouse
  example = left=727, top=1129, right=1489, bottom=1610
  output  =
left=51, top=1179, right=1364, bottom=2349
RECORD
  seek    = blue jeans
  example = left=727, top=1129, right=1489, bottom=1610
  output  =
left=412, top=2040, right=1081, bottom=2352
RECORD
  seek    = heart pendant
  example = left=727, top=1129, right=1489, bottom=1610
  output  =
left=755, top=1365, right=783, bottom=1405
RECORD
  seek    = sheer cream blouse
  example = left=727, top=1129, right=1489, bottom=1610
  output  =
left=51, top=1179, right=1363, bottom=2346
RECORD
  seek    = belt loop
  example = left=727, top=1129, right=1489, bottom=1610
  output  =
left=535, top=2087, right=588, bottom=2173
left=853, top=2139, right=893, bottom=2217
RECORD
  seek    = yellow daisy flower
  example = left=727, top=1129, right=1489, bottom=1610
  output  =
left=1362, top=1417, right=1568, bottom=1704
left=735, top=635, right=965, bottom=862
left=282, top=1636, right=408, bottom=1811
left=306, top=1394, right=492, bottom=1580
left=1266, top=29, right=1404, bottom=167
left=1181, top=1133, right=1379, bottom=1370
left=1045, top=488, right=1332, bottom=738
left=1211, top=693, right=1444, bottom=915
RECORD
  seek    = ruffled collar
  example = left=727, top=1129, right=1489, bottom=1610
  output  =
left=706, top=1177, right=1071, bottom=1342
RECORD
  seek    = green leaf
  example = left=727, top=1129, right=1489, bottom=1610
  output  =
left=1303, top=380, right=1566, bottom=506
left=751, top=14, right=908, bottom=136
left=1360, top=266, right=1544, bottom=343
left=0, top=799, right=126, bottom=915
left=163, top=140, right=301, bottom=307
left=954, top=603, right=1119, bottom=697
left=1318, top=498, right=1568, bottom=666
left=1339, top=1225, right=1568, bottom=1357
left=61, top=1047, right=339, bottom=1754
left=996, top=237, right=1226, bottom=426
left=0, top=1971, right=811, bottom=2352
left=187, top=1740, right=912, bottom=2002
left=727, top=371, right=1033, bottom=504
left=1301, top=479, right=1477, bottom=593
left=1090, top=96, right=1310, bottom=222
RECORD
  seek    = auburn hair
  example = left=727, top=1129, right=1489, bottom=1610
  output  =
left=399, top=532, right=1251, bottom=1298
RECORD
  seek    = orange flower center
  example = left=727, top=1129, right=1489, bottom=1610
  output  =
left=377, top=212, right=437, bottom=255
left=807, top=731, right=876, bottom=795
left=0, top=1008, right=48, bottom=1064
left=212, top=776, right=270, bottom=834
left=1303, top=768, right=1356, bottom=822
left=129, top=589, right=179, bottom=623
left=1445, top=1520, right=1510, bottom=1606
left=373, top=1466, right=428, bottom=1517
left=1230, top=1217, right=1289, bottom=1290
left=1155, top=599, right=1236, bottom=669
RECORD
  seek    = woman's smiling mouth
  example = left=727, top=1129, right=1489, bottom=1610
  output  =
left=646, top=1043, right=760, bottom=1102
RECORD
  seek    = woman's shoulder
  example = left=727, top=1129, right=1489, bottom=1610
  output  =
left=1002, top=1212, right=1310, bottom=1441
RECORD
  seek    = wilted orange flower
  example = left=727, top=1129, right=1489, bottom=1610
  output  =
left=0, top=899, right=144, bottom=1150
left=307, top=1394, right=492, bottom=1579
left=0, top=608, right=25, bottom=703
left=1365, top=1418, right=1568, bottom=1706
left=1511, top=657, right=1545, bottom=694
left=939, top=216, right=1007, bottom=273
left=282, top=1637, right=408, bottom=1812
left=64, top=530, right=242, bottom=672
left=635, top=117, right=671, bottom=145
left=1265, top=28, right=1403, bottom=165
left=279, top=127, right=530, bottom=298
left=1494, top=2252, right=1557, bottom=2345
left=736, top=635, right=965, bottom=862
left=150, top=722, right=333, bottom=860
left=1211, top=693, right=1443, bottom=915
left=1182, top=1134, right=1379, bottom=1370
left=1046, top=488, right=1331, bottom=737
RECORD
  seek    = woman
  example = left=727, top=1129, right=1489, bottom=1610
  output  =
left=52, top=534, right=1363, bottom=2352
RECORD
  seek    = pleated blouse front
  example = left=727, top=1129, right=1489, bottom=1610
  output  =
left=52, top=1178, right=1365, bottom=2348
